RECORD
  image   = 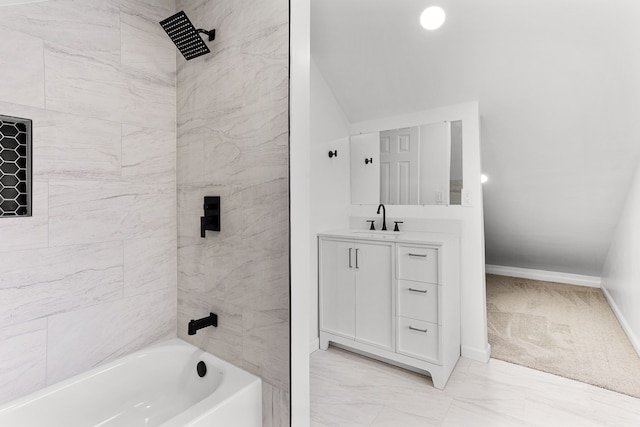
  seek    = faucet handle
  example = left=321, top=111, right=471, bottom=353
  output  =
left=393, top=221, right=403, bottom=232
left=366, top=220, right=375, bottom=230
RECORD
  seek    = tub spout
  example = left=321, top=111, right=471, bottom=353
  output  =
left=188, top=313, right=218, bottom=335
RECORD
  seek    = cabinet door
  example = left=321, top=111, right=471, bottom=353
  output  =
left=319, top=239, right=356, bottom=339
left=355, top=242, right=393, bottom=349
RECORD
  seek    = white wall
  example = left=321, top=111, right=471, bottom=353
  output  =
left=309, top=59, right=351, bottom=348
left=0, top=0, right=177, bottom=404
left=601, top=160, right=640, bottom=355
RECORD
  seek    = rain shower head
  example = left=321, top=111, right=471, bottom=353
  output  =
left=159, top=11, right=215, bottom=61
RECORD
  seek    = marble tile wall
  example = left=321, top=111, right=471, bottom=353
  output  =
left=0, top=0, right=178, bottom=405
left=175, top=0, right=290, bottom=425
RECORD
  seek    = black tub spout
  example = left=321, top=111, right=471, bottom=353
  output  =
left=188, top=313, right=218, bottom=335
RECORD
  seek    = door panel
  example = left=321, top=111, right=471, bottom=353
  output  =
left=355, top=242, right=393, bottom=349
left=319, top=239, right=356, bottom=339
left=380, top=127, right=420, bottom=204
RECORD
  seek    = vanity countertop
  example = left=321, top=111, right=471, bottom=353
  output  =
left=318, top=229, right=459, bottom=245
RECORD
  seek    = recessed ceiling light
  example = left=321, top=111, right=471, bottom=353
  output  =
left=481, top=174, right=489, bottom=184
left=420, top=6, right=446, bottom=31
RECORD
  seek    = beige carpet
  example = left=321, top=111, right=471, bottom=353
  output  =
left=486, top=274, right=640, bottom=398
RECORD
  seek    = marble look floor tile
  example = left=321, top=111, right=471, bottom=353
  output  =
left=0, top=242, right=123, bottom=326
left=444, top=363, right=526, bottom=420
left=0, top=26, right=44, bottom=108
left=0, top=180, right=48, bottom=252
left=0, top=319, right=47, bottom=405
left=46, top=287, right=176, bottom=385
left=311, top=402, right=382, bottom=427
left=312, top=347, right=640, bottom=427
left=371, top=406, right=440, bottom=427
left=441, top=400, right=533, bottom=427
left=522, top=397, right=608, bottom=427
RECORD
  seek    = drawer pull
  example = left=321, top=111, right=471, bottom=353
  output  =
left=409, top=326, right=428, bottom=333
left=408, top=253, right=427, bottom=258
left=348, top=248, right=352, bottom=268
left=408, top=288, right=428, bottom=294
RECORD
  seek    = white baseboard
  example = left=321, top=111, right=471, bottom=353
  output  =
left=461, top=343, right=491, bottom=363
left=485, top=264, right=601, bottom=288
left=601, top=286, right=640, bottom=358
left=309, top=337, right=320, bottom=354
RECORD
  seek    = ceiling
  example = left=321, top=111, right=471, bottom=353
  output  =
left=311, top=0, right=640, bottom=276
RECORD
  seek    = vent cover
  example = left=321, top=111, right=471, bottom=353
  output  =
left=0, top=115, right=32, bottom=217
left=160, top=11, right=212, bottom=61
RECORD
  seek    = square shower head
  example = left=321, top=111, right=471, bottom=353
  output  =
left=159, top=11, right=212, bottom=61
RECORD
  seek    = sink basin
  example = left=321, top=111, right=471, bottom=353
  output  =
left=352, top=230, right=404, bottom=238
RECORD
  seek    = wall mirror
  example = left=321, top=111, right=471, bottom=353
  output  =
left=350, top=120, right=463, bottom=206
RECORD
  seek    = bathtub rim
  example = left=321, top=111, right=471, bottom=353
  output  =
left=0, top=337, right=262, bottom=426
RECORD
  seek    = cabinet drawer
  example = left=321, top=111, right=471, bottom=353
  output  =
left=397, top=246, right=438, bottom=283
left=397, top=317, right=440, bottom=364
left=397, top=280, right=439, bottom=323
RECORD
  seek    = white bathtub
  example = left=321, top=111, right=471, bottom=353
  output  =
left=0, top=339, right=262, bottom=426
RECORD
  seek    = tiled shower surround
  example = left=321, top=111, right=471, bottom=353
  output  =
left=0, top=0, right=177, bottom=406
left=175, top=0, right=290, bottom=425
left=0, top=0, right=290, bottom=425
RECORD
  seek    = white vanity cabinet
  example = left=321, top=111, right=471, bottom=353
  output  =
left=318, top=230, right=460, bottom=389
left=319, top=239, right=393, bottom=350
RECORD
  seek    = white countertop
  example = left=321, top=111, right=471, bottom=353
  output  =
left=318, top=229, right=459, bottom=245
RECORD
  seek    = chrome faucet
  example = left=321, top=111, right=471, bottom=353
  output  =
left=377, top=204, right=387, bottom=231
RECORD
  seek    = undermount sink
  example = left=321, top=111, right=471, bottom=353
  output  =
left=352, top=230, right=404, bottom=238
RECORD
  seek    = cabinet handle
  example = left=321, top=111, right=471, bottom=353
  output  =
left=348, top=248, right=352, bottom=268
left=408, top=253, right=427, bottom=258
left=355, top=248, right=359, bottom=269
left=409, top=326, right=428, bottom=333
left=408, top=288, right=428, bottom=294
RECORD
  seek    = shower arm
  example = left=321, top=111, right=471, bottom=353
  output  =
left=197, top=28, right=216, bottom=42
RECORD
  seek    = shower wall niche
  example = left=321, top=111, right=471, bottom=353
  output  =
left=0, top=115, right=31, bottom=217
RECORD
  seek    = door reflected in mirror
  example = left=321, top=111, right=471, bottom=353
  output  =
left=350, top=120, right=463, bottom=206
